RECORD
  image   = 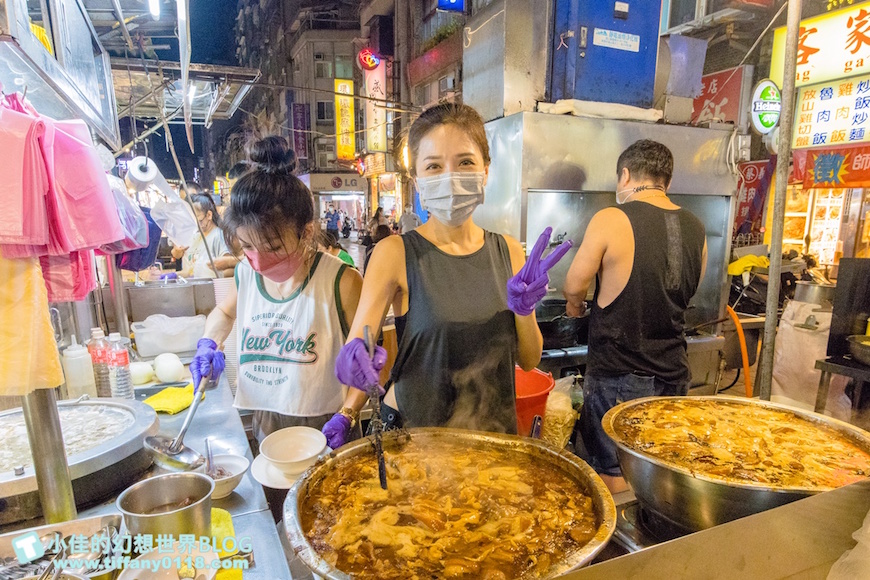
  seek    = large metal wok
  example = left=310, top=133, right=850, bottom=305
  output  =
left=536, top=298, right=589, bottom=350
left=284, top=428, right=616, bottom=579
left=602, top=396, right=870, bottom=532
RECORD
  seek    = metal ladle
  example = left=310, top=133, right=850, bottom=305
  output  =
left=144, top=377, right=209, bottom=471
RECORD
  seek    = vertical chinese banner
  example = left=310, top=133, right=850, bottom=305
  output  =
left=734, top=160, right=771, bottom=237
left=364, top=62, right=387, bottom=152
left=335, top=79, right=355, bottom=161
left=291, top=103, right=309, bottom=160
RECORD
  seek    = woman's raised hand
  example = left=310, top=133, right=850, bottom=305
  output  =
left=507, top=227, right=573, bottom=316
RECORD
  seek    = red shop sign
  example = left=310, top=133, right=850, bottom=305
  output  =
left=794, top=144, right=870, bottom=188
left=693, top=66, right=746, bottom=125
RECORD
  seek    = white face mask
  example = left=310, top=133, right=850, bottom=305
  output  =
left=416, top=172, right=486, bottom=227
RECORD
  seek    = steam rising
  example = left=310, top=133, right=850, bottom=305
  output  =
left=445, top=345, right=515, bottom=434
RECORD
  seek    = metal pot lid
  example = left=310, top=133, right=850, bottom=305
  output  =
left=0, top=398, right=158, bottom=496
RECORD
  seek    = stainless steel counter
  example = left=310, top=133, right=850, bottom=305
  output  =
left=566, top=479, right=870, bottom=579
left=77, top=378, right=292, bottom=578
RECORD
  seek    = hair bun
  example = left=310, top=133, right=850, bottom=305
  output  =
left=249, top=136, right=297, bottom=174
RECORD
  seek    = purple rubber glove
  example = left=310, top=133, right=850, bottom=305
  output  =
left=159, top=272, right=178, bottom=281
left=322, top=413, right=351, bottom=449
left=335, top=338, right=387, bottom=394
left=190, top=338, right=226, bottom=388
left=507, top=227, right=573, bottom=316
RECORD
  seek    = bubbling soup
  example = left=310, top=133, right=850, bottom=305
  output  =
left=300, top=438, right=600, bottom=580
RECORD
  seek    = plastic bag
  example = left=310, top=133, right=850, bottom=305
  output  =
left=39, top=250, right=97, bottom=303
left=0, top=255, right=64, bottom=396
left=117, top=206, right=163, bottom=272
left=97, top=176, right=149, bottom=255
left=150, top=196, right=197, bottom=247
left=827, top=507, right=870, bottom=579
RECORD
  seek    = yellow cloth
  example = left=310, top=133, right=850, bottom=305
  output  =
left=0, top=256, right=63, bottom=396
left=211, top=507, right=239, bottom=559
left=143, top=383, right=202, bottom=414
left=212, top=508, right=245, bottom=579
left=727, top=255, right=770, bottom=276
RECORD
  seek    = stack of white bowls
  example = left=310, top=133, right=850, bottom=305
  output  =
left=212, top=277, right=238, bottom=395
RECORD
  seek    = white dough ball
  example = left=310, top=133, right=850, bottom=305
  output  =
left=129, top=361, right=154, bottom=385
left=153, top=353, right=185, bottom=383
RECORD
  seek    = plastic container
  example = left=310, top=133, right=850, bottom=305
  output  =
left=107, top=332, right=135, bottom=399
left=515, top=366, right=555, bottom=437
left=87, top=328, right=112, bottom=397
left=131, top=314, right=207, bottom=358
left=61, top=336, right=98, bottom=399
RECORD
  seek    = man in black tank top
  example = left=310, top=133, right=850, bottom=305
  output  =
left=563, top=140, right=707, bottom=492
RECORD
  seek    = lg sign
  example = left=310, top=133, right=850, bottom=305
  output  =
left=331, top=177, right=343, bottom=188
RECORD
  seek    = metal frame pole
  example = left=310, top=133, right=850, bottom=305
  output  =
left=758, top=0, right=802, bottom=400
left=22, top=389, right=76, bottom=523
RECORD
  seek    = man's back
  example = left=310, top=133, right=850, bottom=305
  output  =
left=586, top=201, right=705, bottom=384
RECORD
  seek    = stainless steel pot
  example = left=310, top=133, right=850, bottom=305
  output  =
left=284, top=428, right=616, bottom=579
left=602, top=396, right=870, bottom=532
left=793, top=281, right=836, bottom=305
left=116, top=472, right=214, bottom=540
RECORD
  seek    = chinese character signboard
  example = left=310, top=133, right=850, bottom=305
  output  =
left=334, top=79, right=355, bottom=161
left=795, top=144, right=870, bottom=188
left=792, top=73, right=870, bottom=148
left=291, top=103, right=309, bottom=160
left=692, top=66, right=749, bottom=127
left=734, top=160, right=771, bottom=237
left=771, top=1, right=870, bottom=88
left=364, top=62, right=387, bottom=153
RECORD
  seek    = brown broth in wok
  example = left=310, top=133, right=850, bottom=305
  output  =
left=300, top=439, right=599, bottom=580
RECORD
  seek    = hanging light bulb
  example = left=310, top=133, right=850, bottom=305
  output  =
left=149, top=0, right=160, bottom=20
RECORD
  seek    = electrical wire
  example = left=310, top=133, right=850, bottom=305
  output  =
left=689, top=0, right=789, bottom=126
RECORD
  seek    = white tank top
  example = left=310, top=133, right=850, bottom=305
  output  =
left=233, top=252, right=349, bottom=416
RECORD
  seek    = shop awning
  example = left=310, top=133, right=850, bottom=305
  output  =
left=792, top=144, right=870, bottom=189
left=111, top=58, right=260, bottom=126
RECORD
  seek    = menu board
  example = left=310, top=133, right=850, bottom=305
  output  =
left=793, top=73, right=870, bottom=149
left=809, top=189, right=846, bottom=265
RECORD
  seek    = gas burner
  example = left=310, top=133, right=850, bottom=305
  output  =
left=612, top=501, right=693, bottom=553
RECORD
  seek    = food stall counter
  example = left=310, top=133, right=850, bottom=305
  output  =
left=75, top=376, right=292, bottom=578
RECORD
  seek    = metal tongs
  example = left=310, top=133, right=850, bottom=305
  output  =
left=364, top=325, right=388, bottom=490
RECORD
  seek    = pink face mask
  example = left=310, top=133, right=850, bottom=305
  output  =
left=244, top=248, right=304, bottom=282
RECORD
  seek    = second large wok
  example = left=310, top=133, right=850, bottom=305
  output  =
left=602, top=396, right=870, bottom=532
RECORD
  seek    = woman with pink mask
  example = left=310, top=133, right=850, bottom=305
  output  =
left=190, top=136, right=363, bottom=446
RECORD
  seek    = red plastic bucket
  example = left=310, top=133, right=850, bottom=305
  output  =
left=515, top=366, right=555, bottom=436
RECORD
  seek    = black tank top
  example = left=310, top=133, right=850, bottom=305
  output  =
left=391, top=230, right=518, bottom=434
left=587, top=202, right=706, bottom=384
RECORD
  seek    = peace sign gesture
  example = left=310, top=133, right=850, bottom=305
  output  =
left=507, top=227, right=573, bottom=316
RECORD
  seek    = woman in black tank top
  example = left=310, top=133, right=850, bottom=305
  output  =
left=322, top=104, right=571, bottom=448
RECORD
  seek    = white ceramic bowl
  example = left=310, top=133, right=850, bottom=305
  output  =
left=210, top=453, right=250, bottom=499
left=259, top=426, right=327, bottom=476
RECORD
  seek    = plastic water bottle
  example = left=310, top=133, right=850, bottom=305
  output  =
left=107, top=333, right=135, bottom=399
left=61, top=336, right=98, bottom=399
left=87, top=328, right=113, bottom=397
